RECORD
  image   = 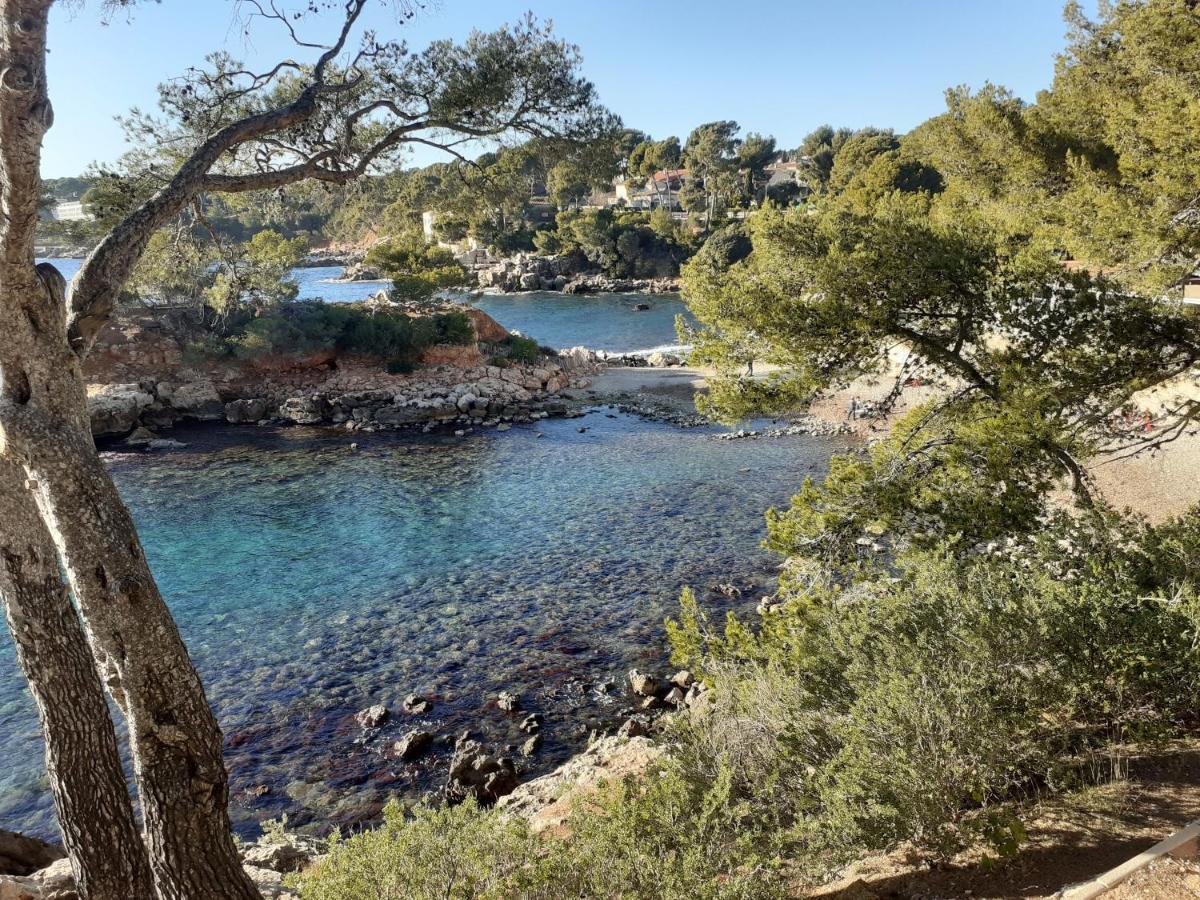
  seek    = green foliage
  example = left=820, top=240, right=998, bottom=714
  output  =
left=207, top=230, right=308, bottom=312
left=667, top=531, right=1200, bottom=870
left=292, top=799, right=547, bottom=899
left=127, top=230, right=217, bottom=306
left=628, top=137, right=683, bottom=182
left=540, top=208, right=691, bottom=278
left=293, top=769, right=782, bottom=899
left=365, top=233, right=470, bottom=305
left=192, top=302, right=472, bottom=372
left=502, top=334, right=542, bottom=363
left=682, top=187, right=1200, bottom=514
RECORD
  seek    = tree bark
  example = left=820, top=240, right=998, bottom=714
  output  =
left=0, top=462, right=156, bottom=900
left=12, top=421, right=261, bottom=899
left=0, top=2, right=258, bottom=896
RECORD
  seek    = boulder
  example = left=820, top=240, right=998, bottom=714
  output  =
left=447, top=741, right=518, bottom=804
left=123, top=426, right=158, bottom=447
left=279, top=395, right=329, bottom=425
left=169, top=379, right=223, bottom=420
left=463, top=308, right=511, bottom=344
left=670, top=670, right=695, bottom=690
left=86, top=383, right=154, bottom=436
left=496, top=690, right=521, bottom=712
left=336, top=262, right=384, bottom=282
left=355, top=704, right=389, bottom=730
left=393, top=730, right=434, bottom=761
left=239, top=833, right=323, bottom=874
left=627, top=669, right=662, bottom=698
left=402, top=694, right=431, bottom=715
left=521, top=734, right=543, bottom=756
left=0, top=831, right=62, bottom=878
left=225, top=398, right=271, bottom=424
left=0, top=858, right=75, bottom=900
left=646, top=351, right=683, bottom=368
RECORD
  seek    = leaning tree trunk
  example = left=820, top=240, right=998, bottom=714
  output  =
left=14, top=415, right=261, bottom=899
left=0, top=2, right=258, bottom=897
left=0, top=461, right=156, bottom=900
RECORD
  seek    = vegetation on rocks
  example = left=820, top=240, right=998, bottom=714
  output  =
left=294, top=769, right=780, bottom=900
left=185, top=303, right=475, bottom=373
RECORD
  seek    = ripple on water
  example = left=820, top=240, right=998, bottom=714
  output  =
left=0, top=410, right=838, bottom=839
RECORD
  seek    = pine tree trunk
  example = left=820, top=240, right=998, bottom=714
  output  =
left=0, top=3, right=259, bottom=896
left=0, top=462, right=156, bottom=900
left=18, top=426, right=261, bottom=899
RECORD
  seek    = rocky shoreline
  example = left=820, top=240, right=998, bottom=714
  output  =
left=89, top=353, right=603, bottom=446
left=0, top=664, right=702, bottom=899
left=476, top=252, right=680, bottom=295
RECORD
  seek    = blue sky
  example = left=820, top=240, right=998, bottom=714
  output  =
left=42, top=0, right=1091, bottom=177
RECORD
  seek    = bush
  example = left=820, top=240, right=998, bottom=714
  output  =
left=193, top=303, right=473, bottom=371
left=292, top=766, right=783, bottom=899
left=667, top=536, right=1200, bottom=871
left=503, top=334, right=542, bottom=364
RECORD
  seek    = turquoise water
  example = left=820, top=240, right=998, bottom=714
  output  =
left=0, top=412, right=836, bottom=840
left=38, top=259, right=693, bottom=353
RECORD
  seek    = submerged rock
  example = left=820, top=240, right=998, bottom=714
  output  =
left=393, top=730, right=434, bottom=761
left=354, top=704, right=389, bottom=730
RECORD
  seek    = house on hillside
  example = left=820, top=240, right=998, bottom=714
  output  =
left=614, top=169, right=687, bottom=211
left=764, top=160, right=810, bottom=204
left=1184, top=273, right=1200, bottom=303
left=46, top=199, right=90, bottom=221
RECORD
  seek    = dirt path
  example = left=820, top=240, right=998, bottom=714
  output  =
left=800, top=745, right=1200, bottom=899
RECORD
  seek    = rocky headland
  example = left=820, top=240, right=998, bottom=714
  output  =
left=475, top=252, right=680, bottom=295
left=83, top=306, right=605, bottom=444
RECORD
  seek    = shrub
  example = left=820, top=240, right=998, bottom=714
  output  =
left=667, top=537, right=1200, bottom=871
left=193, top=303, right=473, bottom=371
left=292, top=766, right=783, bottom=899
left=503, top=334, right=542, bottom=363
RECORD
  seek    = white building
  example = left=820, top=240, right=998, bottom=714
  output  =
left=50, top=200, right=89, bottom=221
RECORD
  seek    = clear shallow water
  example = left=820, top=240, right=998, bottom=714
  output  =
left=38, top=259, right=692, bottom=353
left=0, top=411, right=836, bottom=840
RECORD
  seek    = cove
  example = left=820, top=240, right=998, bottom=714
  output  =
left=0, top=410, right=837, bottom=839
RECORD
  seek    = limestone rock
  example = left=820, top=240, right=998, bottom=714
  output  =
left=402, top=694, right=431, bottom=715
left=336, top=262, right=384, bottom=282
left=393, top=730, right=433, bottom=761
left=627, top=669, right=662, bottom=698
left=123, top=426, right=158, bottom=447
left=225, top=398, right=271, bottom=424
left=0, top=831, right=62, bottom=878
left=463, top=307, right=511, bottom=344
left=498, top=736, right=663, bottom=833
left=355, top=704, right=389, bottom=730
left=521, top=734, right=543, bottom=756
left=279, top=395, right=329, bottom=425
left=670, top=671, right=695, bottom=690
left=447, top=740, right=519, bottom=804
left=240, top=833, right=323, bottom=874
left=169, top=379, right=224, bottom=420
left=646, top=351, right=683, bottom=368
left=86, top=383, right=154, bottom=436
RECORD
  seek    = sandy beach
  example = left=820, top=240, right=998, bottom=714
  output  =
left=587, top=364, right=1200, bottom=523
